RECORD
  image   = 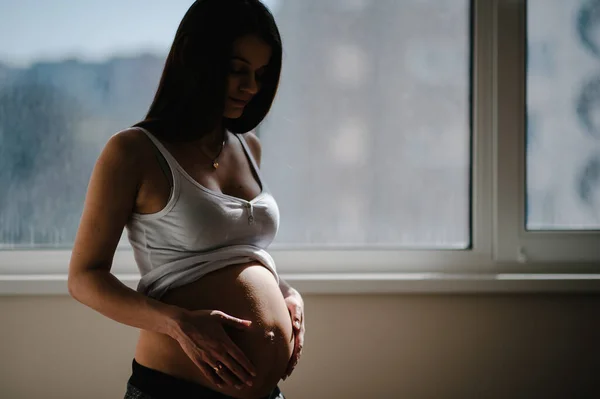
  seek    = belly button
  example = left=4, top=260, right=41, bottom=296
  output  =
left=265, top=330, right=275, bottom=342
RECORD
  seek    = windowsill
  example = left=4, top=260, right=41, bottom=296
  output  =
left=1, top=272, right=600, bottom=295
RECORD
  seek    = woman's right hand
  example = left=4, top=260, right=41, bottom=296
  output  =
left=170, top=309, right=257, bottom=389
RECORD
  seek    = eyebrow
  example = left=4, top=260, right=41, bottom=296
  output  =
left=232, top=56, right=251, bottom=64
left=231, top=56, right=268, bottom=69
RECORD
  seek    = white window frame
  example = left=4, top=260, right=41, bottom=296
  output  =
left=494, top=0, right=600, bottom=267
left=1, top=0, right=599, bottom=295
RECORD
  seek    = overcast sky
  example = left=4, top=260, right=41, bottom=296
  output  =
left=0, top=0, right=279, bottom=67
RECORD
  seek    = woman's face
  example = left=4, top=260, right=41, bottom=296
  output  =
left=224, top=34, right=272, bottom=119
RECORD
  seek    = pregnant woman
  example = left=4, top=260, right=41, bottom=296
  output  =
left=67, top=1, right=305, bottom=398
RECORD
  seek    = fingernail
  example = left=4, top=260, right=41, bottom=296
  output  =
left=246, top=380, right=253, bottom=387
left=235, top=384, right=243, bottom=390
left=294, top=321, right=300, bottom=329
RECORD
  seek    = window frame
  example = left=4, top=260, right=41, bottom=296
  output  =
left=1, top=0, right=598, bottom=295
left=494, top=0, right=600, bottom=267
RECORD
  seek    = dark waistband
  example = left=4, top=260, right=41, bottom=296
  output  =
left=129, top=358, right=231, bottom=399
left=128, top=359, right=282, bottom=399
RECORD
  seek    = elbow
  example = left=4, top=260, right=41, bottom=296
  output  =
left=67, top=269, right=88, bottom=302
left=67, top=273, right=80, bottom=300
left=68, top=267, right=109, bottom=303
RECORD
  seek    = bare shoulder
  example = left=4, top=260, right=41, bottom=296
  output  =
left=91, top=127, right=160, bottom=206
left=241, top=131, right=262, bottom=167
left=105, top=127, right=153, bottom=164
left=100, top=127, right=163, bottom=180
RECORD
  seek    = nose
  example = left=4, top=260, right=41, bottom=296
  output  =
left=240, top=74, right=260, bottom=95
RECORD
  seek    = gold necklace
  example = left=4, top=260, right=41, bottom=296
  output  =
left=198, top=130, right=227, bottom=169
left=212, top=139, right=226, bottom=169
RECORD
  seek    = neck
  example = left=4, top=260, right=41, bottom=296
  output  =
left=185, top=125, right=226, bottom=150
left=204, top=123, right=226, bottom=145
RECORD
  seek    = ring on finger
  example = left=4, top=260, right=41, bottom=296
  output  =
left=213, top=361, right=225, bottom=373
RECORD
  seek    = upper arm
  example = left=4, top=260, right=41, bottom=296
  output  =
left=69, top=130, right=143, bottom=277
left=243, top=131, right=262, bottom=168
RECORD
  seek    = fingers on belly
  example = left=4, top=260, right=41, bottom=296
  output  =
left=228, top=326, right=292, bottom=380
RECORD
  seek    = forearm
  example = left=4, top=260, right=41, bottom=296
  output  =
left=68, top=269, right=182, bottom=338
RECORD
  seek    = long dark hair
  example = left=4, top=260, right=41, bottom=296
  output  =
left=136, top=0, right=282, bottom=141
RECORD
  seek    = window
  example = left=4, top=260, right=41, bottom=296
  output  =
left=0, top=0, right=472, bottom=251
left=495, top=0, right=600, bottom=265
left=0, top=1, right=194, bottom=251
left=526, top=0, right=600, bottom=231
left=0, top=0, right=598, bottom=294
left=260, top=0, right=471, bottom=250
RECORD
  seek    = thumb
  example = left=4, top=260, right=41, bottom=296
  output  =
left=216, top=311, right=253, bottom=330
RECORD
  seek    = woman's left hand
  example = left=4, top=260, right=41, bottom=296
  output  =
left=282, top=289, right=305, bottom=380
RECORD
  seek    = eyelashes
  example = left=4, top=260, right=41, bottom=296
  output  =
left=230, top=68, right=265, bottom=81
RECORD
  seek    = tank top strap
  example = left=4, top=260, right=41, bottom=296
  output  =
left=235, top=133, right=265, bottom=184
left=133, top=126, right=177, bottom=188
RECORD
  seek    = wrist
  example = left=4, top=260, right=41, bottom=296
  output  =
left=283, top=287, right=301, bottom=302
left=279, top=277, right=296, bottom=297
left=159, top=303, right=188, bottom=340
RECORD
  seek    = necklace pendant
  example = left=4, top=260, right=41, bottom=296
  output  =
left=213, top=161, right=219, bottom=169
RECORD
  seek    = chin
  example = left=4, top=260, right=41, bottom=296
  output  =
left=224, top=109, right=244, bottom=119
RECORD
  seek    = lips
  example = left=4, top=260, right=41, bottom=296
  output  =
left=229, top=97, right=250, bottom=106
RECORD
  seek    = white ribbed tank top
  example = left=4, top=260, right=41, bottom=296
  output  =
left=123, top=127, right=280, bottom=299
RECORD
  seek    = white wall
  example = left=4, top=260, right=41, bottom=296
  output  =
left=1, top=294, right=599, bottom=399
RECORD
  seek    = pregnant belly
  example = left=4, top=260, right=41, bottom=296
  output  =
left=134, top=262, right=294, bottom=399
